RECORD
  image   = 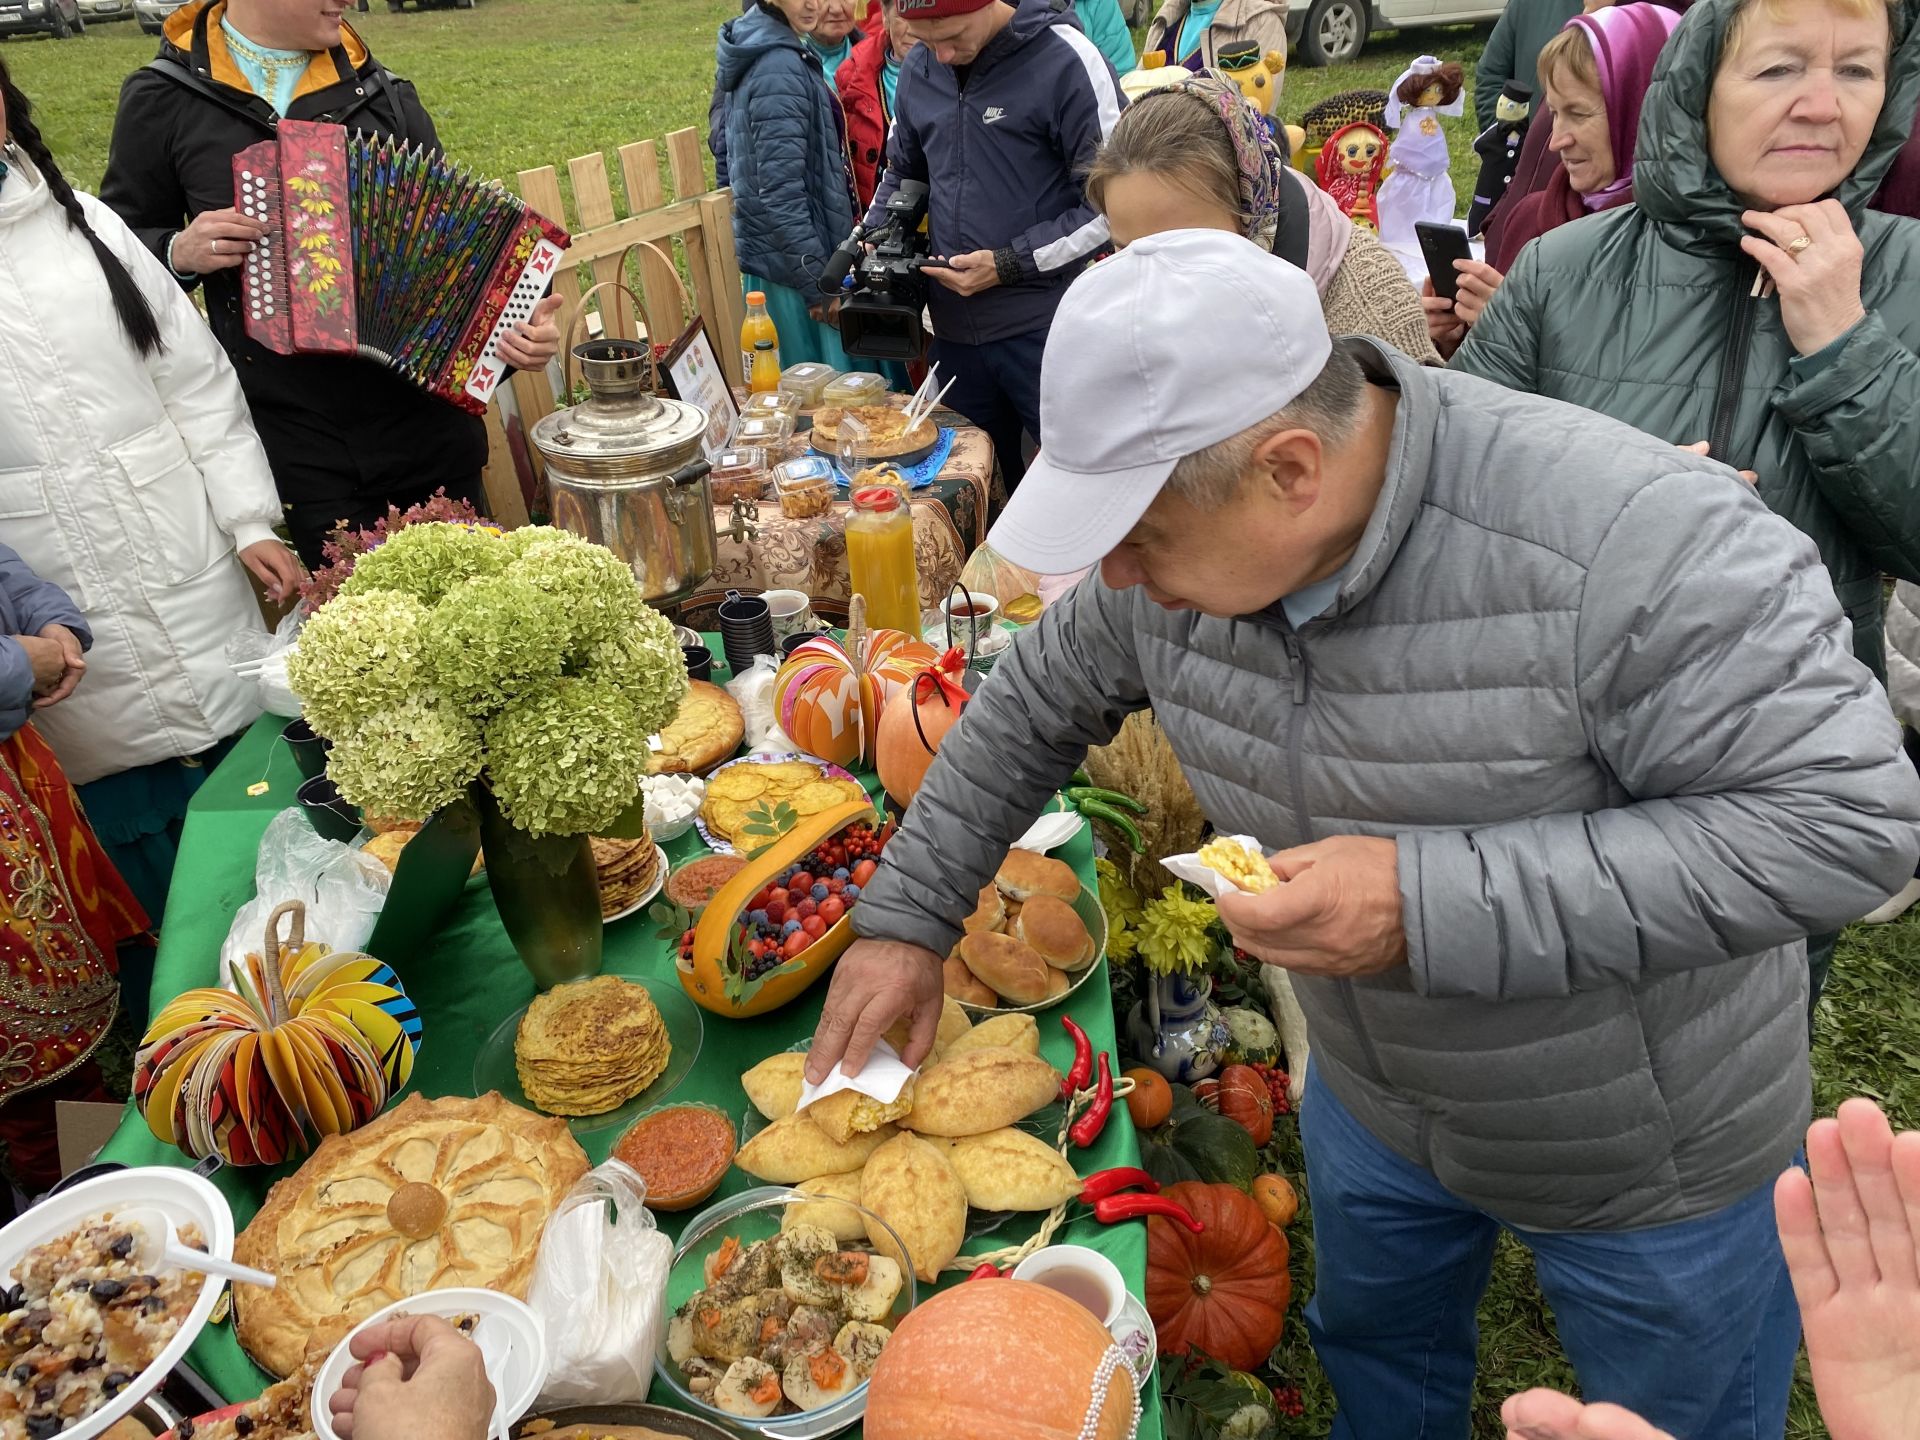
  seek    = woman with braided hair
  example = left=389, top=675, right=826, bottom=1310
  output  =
left=0, top=54, right=299, bottom=947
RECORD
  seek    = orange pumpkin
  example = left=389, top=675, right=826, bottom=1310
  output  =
left=1123, top=1067, right=1173, bottom=1129
left=866, top=1280, right=1137, bottom=1440
left=1146, top=1181, right=1291, bottom=1370
left=1252, top=1173, right=1298, bottom=1229
left=1216, top=1063, right=1274, bottom=1147
left=772, top=629, right=938, bottom=766
left=875, top=648, right=970, bottom=806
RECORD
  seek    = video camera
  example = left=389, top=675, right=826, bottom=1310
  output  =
left=817, top=180, right=939, bottom=363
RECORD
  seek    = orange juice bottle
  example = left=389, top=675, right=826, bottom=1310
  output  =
left=741, top=292, right=782, bottom=394
left=846, top=485, right=921, bottom=635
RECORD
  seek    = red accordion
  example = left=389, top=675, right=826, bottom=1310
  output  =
left=233, top=120, right=569, bottom=414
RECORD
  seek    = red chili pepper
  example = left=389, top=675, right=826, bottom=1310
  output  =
left=1092, top=1192, right=1204, bottom=1233
left=965, top=1262, right=1003, bottom=1281
left=1068, top=1052, right=1113, bottom=1148
left=1079, top=1167, right=1159, bottom=1204
left=1060, top=1016, right=1093, bottom=1100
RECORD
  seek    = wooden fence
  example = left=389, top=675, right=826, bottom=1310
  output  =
left=479, top=127, right=745, bottom=526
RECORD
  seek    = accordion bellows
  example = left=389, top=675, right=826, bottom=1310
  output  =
left=233, top=120, right=569, bottom=414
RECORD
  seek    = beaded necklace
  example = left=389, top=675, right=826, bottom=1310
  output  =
left=222, top=19, right=314, bottom=116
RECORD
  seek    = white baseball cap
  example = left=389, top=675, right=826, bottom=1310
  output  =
left=988, top=229, right=1332, bottom=574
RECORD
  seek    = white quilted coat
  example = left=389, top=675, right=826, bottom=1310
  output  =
left=0, top=151, right=280, bottom=784
left=1888, top=582, right=1920, bottom=733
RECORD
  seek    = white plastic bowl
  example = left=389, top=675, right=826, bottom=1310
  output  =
left=0, top=1168, right=237, bottom=1440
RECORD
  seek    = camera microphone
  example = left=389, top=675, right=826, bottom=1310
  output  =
left=818, top=227, right=868, bottom=294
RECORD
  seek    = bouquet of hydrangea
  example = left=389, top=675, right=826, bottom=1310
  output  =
left=298, top=490, right=493, bottom=613
left=287, top=523, right=687, bottom=837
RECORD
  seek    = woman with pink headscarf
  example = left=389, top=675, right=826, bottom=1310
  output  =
left=1424, top=3, right=1681, bottom=358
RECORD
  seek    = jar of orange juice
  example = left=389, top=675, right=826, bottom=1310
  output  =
left=741, top=292, right=781, bottom=393
left=846, top=486, right=920, bottom=635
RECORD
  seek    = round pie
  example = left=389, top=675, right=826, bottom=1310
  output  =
left=811, top=405, right=937, bottom=458
left=232, top=1091, right=589, bottom=1376
left=648, top=680, right=745, bottom=775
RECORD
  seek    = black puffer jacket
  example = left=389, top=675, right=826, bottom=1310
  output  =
left=99, top=0, right=486, bottom=555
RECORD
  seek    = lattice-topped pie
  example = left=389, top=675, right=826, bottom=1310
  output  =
left=231, top=1092, right=588, bottom=1377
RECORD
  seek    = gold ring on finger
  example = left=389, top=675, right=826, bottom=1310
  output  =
left=1787, top=235, right=1813, bottom=257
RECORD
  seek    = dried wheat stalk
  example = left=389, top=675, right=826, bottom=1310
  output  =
left=1082, top=709, right=1208, bottom=894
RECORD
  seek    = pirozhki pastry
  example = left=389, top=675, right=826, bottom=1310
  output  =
left=994, top=851, right=1080, bottom=905
left=1013, top=894, right=1093, bottom=969
left=956, top=932, right=1052, bottom=1006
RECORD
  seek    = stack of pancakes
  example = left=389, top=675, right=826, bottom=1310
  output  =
left=592, top=831, right=661, bottom=919
left=513, top=975, right=671, bottom=1117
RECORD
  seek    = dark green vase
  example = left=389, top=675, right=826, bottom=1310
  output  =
left=473, top=785, right=603, bottom=990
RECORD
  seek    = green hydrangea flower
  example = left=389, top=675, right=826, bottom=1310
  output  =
left=507, top=527, right=646, bottom=653
left=327, top=694, right=484, bottom=821
left=287, top=590, right=431, bottom=735
left=579, top=603, right=689, bottom=739
left=341, top=521, right=508, bottom=604
left=485, top=675, right=648, bottom=836
left=423, top=572, right=571, bottom=711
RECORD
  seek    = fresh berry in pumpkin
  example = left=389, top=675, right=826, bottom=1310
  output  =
left=1123, top=1067, right=1173, bottom=1129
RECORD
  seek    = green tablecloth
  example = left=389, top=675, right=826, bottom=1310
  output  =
left=99, top=710, right=1164, bottom=1437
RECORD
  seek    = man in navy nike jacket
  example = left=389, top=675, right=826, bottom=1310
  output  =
left=873, top=0, right=1123, bottom=484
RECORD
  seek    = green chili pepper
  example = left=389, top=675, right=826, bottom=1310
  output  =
left=1066, top=785, right=1147, bottom=816
left=1081, top=801, right=1144, bottom=853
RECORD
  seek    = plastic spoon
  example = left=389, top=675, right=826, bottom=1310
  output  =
left=120, top=1206, right=277, bottom=1289
left=470, top=1316, right=511, bottom=1440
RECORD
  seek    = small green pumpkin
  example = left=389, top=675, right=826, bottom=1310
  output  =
left=1139, top=1084, right=1260, bottom=1191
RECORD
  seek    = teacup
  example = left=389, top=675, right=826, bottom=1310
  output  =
left=1009, top=1244, right=1126, bottom=1327
left=764, top=588, right=816, bottom=642
left=939, top=590, right=999, bottom=626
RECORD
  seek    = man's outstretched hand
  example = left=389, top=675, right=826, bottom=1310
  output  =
left=805, top=937, right=945, bottom=1083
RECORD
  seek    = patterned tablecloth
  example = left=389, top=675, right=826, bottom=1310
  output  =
left=697, top=415, right=996, bottom=616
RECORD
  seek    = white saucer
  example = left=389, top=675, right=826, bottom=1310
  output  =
left=1110, top=1291, right=1157, bottom=1390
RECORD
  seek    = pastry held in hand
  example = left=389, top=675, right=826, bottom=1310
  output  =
left=795, top=1037, right=915, bottom=1112
left=1165, top=835, right=1279, bottom=897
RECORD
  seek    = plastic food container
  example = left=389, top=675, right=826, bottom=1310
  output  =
left=731, top=413, right=796, bottom=451
left=741, top=390, right=803, bottom=423
left=708, top=447, right=770, bottom=507
left=772, top=456, right=837, bottom=519
left=822, top=371, right=890, bottom=407
left=778, top=362, right=840, bottom=408
left=657, top=1187, right=919, bottom=1439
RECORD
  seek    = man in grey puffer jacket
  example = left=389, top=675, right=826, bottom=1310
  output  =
left=803, top=231, right=1920, bottom=1440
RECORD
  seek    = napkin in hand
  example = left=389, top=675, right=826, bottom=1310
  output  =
left=796, top=1038, right=916, bottom=1111
left=1162, top=836, right=1270, bottom=900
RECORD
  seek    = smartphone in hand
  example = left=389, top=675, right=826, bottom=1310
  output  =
left=1416, top=222, right=1474, bottom=304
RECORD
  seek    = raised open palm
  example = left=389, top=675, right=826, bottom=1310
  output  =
left=1774, top=1098, right=1920, bottom=1440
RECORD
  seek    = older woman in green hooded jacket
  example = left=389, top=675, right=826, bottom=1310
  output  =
left=1455, top=0, right=1920, bottom=686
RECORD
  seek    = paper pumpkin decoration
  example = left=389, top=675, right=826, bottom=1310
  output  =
left=134, top=901, right=421, bottom=1167
left=772, top=616, right=938, bottom=767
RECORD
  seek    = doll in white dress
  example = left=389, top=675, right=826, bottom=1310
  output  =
left=1376, top=56, right=1465, bottom=250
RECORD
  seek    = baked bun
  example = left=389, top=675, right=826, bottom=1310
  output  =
left=1014, top=894, right=1092, bottom=970
left=943, top=952, right=997, bottom=1007
left=963, top=883, right=1006, bottom=933
left=957, top=931, right=1052, bottom=1006
left=994, top=850, right=1080, bottom=904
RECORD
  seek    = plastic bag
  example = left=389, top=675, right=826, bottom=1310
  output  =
left=959, top=543, right=1043, bottom=613
left=219, top=809, right=390, bottom=980
left=225, top=606, right=305, bottom=718
left=727, top=653, right=781, bottom=750
left=528, top=1159, right=675, bottom=1405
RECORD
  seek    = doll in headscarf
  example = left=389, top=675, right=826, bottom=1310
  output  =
left=1376, top=56, right=1466, bottom=249
left=1316, top=120, right=1391, bottom=231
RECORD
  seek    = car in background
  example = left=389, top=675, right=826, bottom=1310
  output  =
left=78, top=0, right=132, bottom=21
left=1286, top=0, right=1509, bottom=65
left=0, top=0, right=85, bottom=39
left=133, top=0, right=183, bottom=33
